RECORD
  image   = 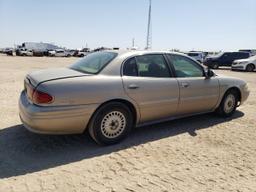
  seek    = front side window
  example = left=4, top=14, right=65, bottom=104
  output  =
left=168, top=54, right=204, bottom=78
left=222, top=53, right=231, bottom=58
left=70, top=52, right=117, bottom=74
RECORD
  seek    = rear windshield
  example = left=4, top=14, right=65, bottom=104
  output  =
left=70, top=52, right=117, bottom=74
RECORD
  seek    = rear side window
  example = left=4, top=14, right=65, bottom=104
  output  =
left=123, top=54, right=171, bottom=78
left=235, top=52, right=249, bottom=59
left=136, top=55, right=170, bottom=77
left=123, top=57, right=138, bottom=76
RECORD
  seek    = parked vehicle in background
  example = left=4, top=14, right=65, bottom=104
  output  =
left=93, top=47, right=111, bottom=52
left=19, top=42, right=60, bottom=55
left=48, top=49, right=71, bottom=57
left=19, top=50, right=250, bottom=145
left=77, top=48, right=90, bottom=57
left=186, top=52, right=205, bottom=63
left=68, top=49, right=78, bottom=57
left=16, top=48, right=33, bottom=56
left=204, top=52, right=250, bottom=69
left=232, top=55, right=256, bottom=72
left=239, top=49, right=256, bottom=56
left=33, top=50, right=45, bottom=57
left=3, top=48, right=14, bottom=56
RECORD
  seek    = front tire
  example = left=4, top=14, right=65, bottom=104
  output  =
left=216, top=90, right=238, bottom=117
left=88, top=102, right=133, bottom=145
left=246, top=64, right=255, bottom=72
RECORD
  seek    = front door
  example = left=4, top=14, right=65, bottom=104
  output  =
left=220, top=53, right=232, bottom=66
left=166, top=54, right=220, bottom=115
left=122, top=54, right=179, bottom=123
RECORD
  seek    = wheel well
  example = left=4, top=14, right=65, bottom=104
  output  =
left=87, top=99, right=138, bottom=130
left=225, top=87, right=241, bottom=102
left=106, top=99, right=137, bottom=125
left=247, top=63, right=255, bottom=69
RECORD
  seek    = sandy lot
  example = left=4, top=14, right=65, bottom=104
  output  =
left=0, top=54, right=255, bottom=192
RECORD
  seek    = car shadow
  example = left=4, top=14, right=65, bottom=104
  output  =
left=0, top=111, right=244, bottom=179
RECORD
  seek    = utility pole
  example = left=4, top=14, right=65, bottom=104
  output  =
left=145, top=0, right=152, bottom=50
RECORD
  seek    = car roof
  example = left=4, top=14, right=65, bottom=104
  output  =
left=105, top=50, right=187, bottom=59
left=99, top=50, right=205, bottom=75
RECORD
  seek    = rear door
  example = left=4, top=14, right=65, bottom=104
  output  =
left=122, top=54, right=179, bottom=123
left=166, top=54, right=219, bottom=115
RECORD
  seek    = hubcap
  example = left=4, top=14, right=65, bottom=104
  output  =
left=101, top=111, right=126, bottom=139
left=224, top=94, right=236, bottom=114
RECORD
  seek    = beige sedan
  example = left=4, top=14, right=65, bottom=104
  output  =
left=19, top=51, right=250, bottom=145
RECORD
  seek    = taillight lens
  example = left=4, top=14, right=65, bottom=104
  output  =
left=33, top=90, right=53, bottom=104
left=25, top=80, right=53, bottom=104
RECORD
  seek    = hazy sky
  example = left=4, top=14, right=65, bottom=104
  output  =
left=0, top=0, right=255, bottom=51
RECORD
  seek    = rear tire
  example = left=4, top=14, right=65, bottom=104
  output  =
left=216, top=90, right=238, bottom=117
left=246, top=64, right=255, bottom=72
left=88, top=102, right=133, bottom=145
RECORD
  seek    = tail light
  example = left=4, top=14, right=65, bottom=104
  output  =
left=33, top=90, right=53, bottom=104
left=25, top=82, right=53, bottom=104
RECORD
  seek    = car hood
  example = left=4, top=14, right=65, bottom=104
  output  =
left=27, top=67, right=89, bottom=87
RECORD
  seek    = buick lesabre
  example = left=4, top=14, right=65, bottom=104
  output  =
left=19, top=51, right=250, bottom=145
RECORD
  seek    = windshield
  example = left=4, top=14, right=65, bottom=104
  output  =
left=70, top=52, right=117, bottom=74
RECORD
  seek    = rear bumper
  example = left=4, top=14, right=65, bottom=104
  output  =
left=19, top=91, right=98, bottom=134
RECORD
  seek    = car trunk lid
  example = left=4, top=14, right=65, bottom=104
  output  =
left=26, top=67, right=90, bottom=87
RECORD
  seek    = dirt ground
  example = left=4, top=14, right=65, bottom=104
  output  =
left=0, top=54, right=255, bottom=192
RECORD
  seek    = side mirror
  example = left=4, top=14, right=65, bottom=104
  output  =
left=205, top=68, right=215, bottom=79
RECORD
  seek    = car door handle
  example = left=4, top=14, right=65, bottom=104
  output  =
left=128, top=84, right=139, bottom=89
left=180, top=82, right=190, bottom=88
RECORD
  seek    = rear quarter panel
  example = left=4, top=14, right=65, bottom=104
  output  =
left=36, top=75, right=141, bottom=122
